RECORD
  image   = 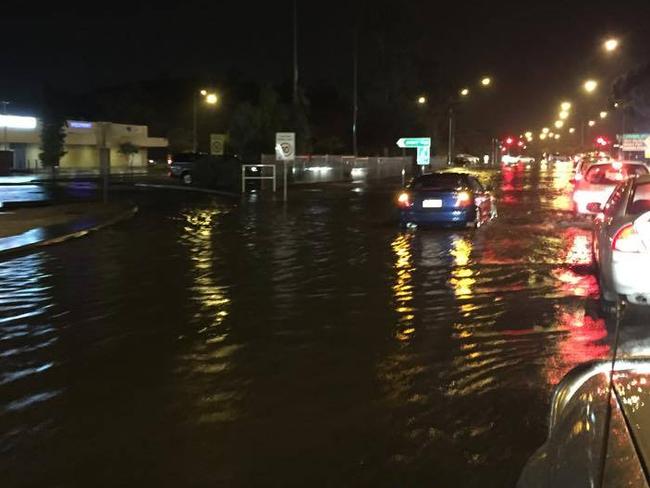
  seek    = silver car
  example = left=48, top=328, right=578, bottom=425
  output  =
left=592, top=174, right=650, bottom=307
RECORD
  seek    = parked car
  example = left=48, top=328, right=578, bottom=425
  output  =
left=572, top=161, right=648, bottom=215
left=518, top=358, right=650, bottom=487
left=454, top=154, right=480, bottom=166
left=592, top=175, right=650, bottom=307
left=168, top=152, right=206, bottom=184
left=396, top=172, right=497, bottom=228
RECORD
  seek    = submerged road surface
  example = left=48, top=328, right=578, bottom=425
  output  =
left=1, top=163, right=614, bottom=487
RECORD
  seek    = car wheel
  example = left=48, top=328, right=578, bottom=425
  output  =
left=599, top=266, right=617, bottom=303
left=182, top=172, right=192, bottom=185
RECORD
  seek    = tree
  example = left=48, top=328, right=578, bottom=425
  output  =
left=167, top=127, right=194, bottom=153
left=39, top=107, right=67, bottom=179
left=118, top=142, right=139, bottom=174
left=228, top=85, right=289, bottom=161
left=614, top=63, right=650, bottom=129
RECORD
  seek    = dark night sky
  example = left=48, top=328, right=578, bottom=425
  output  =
left=2, top=0, right=650, bottom=139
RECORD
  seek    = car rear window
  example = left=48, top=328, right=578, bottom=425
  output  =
left=585, top=163, right=648, bottom=185
left=172, top=153, right=199, bottom=163
left=410, top=174, right=464, bottom=190
left=629, top=182, right=650, bottom=215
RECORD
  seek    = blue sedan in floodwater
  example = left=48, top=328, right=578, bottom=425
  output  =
left=397, top=172, right=497, bottom=228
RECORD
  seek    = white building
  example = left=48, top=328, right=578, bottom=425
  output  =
left=0, top=115, right=168, bottom=172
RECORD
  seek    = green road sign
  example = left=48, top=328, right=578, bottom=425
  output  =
left=416, top=146, right=430, bottom=166
left=396, top=137, right=431, bottom=148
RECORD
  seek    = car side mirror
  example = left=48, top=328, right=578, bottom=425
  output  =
left=586, top=202, right=602, bottom=213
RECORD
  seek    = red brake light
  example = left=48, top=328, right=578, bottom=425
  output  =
left=613, top=224, right=644, bottom=253
left=397, top=192, right=412, bottom=208
left=455, top=191, right=472, bottom=207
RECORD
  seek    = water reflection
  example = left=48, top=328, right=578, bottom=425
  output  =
left=391, top=232, right=415, bottom=340
left=544, top=303, right=609, bottom=386
left=449, top=236, right=475, bottom=299
left=0, top=252, right=61, bottom=452
left=176, top=207, right=237, bottom=424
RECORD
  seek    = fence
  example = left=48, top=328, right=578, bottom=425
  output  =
left=260, top=154, right=420, bottom=185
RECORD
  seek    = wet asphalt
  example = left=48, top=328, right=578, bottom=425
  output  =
left=0, top=162, right=623, bottom=487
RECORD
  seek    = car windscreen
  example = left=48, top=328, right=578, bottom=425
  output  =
left=628, top=182, right=650, bottom=215
left=584, top=163, right=648, bottom=185
left=410, top=174, right=464, bottom=191
left=172, top=153, right=198, bottom=163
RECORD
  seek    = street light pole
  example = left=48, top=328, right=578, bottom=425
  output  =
left=192, top=94, right=198, bottom=153
left=293, top=0, right=299, bottom=107
left=352, top=29, right=358, bottom=157
left=1, top=101, right=9, bottom=151
left=447, top=106, right=454, bottom=165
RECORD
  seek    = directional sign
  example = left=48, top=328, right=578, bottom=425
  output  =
left=416, top=146, right=430, bottom=166
left=275, top=132, right=296, bottom=161
left=397, top=137, right=431, bottom=148
left=210, top=133, right=226, bottom=156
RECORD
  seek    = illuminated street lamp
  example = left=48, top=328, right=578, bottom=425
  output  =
left=539, top=133, right=547, bottom=140
left=559, top=110, right=569, bottom=120
left=549, top=131, right=555, bottom=137
left=193, top=89, right=219, bottom=152
left=560, top=101, right=572, bottom=111
left=417, top=96, right=427, bottom=104
left=599, top=111, right=608, bottom=119
left=542, top=127, right=549, bottom=134
left=524, top=131, right=532, bottom=138
left=554, top=134, right=560, bottom=140
left=460, top=88, right=470, bottom=96
left=554, top=120, right=564, bottom=129
left=481, top=77, right=491, bottom=86
left=604, top=38, right=619, bottom=52
left=588, top=120, right=596, bottom=127
left=569, top=127, right=576, bottom=133
left=583, top=79, right=598, bottom=93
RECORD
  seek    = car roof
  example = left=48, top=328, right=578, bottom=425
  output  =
left=633, top=174, right=650, bottom=184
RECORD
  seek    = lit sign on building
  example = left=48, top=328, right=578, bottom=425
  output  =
left=0, top=115, right=37, bottom=129
left=68, top=120, right=93, bottom=129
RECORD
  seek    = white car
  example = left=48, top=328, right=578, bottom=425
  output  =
left=572, top=161, right=648, bottom=215
left=593, top=175, right=650, bottom=306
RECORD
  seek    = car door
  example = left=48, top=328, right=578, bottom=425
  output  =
left=468, top=176, right=490, bottom=219
left=596, top=182, right=629, bottom=268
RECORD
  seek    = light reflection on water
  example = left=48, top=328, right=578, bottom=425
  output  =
left=175, top=207, right=237, bottom=424
left=0, top=167, right=615, bottom=486
left=0, top=252, right=62, bottom=456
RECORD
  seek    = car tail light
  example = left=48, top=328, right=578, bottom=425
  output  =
left=455, top=191, right=472, bottom=207
left=167, top=156, right=172, bottom=165
left=613, top=224, right=644, bottom=253
left=397, top=192, right=412, bottom=208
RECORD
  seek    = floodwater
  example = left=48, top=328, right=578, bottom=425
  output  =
left=1, top=162, right=614, bottom=486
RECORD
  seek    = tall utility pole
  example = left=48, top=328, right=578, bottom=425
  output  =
left=292, top=0, right=299, bottom=107
left=192, top=94, right=198, bottom=153
left=447, top=107, right=454, bottom=165
left=1, top=101, right=9, bottom=150
left=352, top=30, right=358, bottom=157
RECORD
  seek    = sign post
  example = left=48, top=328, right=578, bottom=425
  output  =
left=275, top=132, right=295, bottom=202
left=209, top=134, right=226, bottom=156
left=396, top=137, right=431, bottom=171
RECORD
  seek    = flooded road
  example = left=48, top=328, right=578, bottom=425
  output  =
left=1, top=162, right=613, bottom=487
